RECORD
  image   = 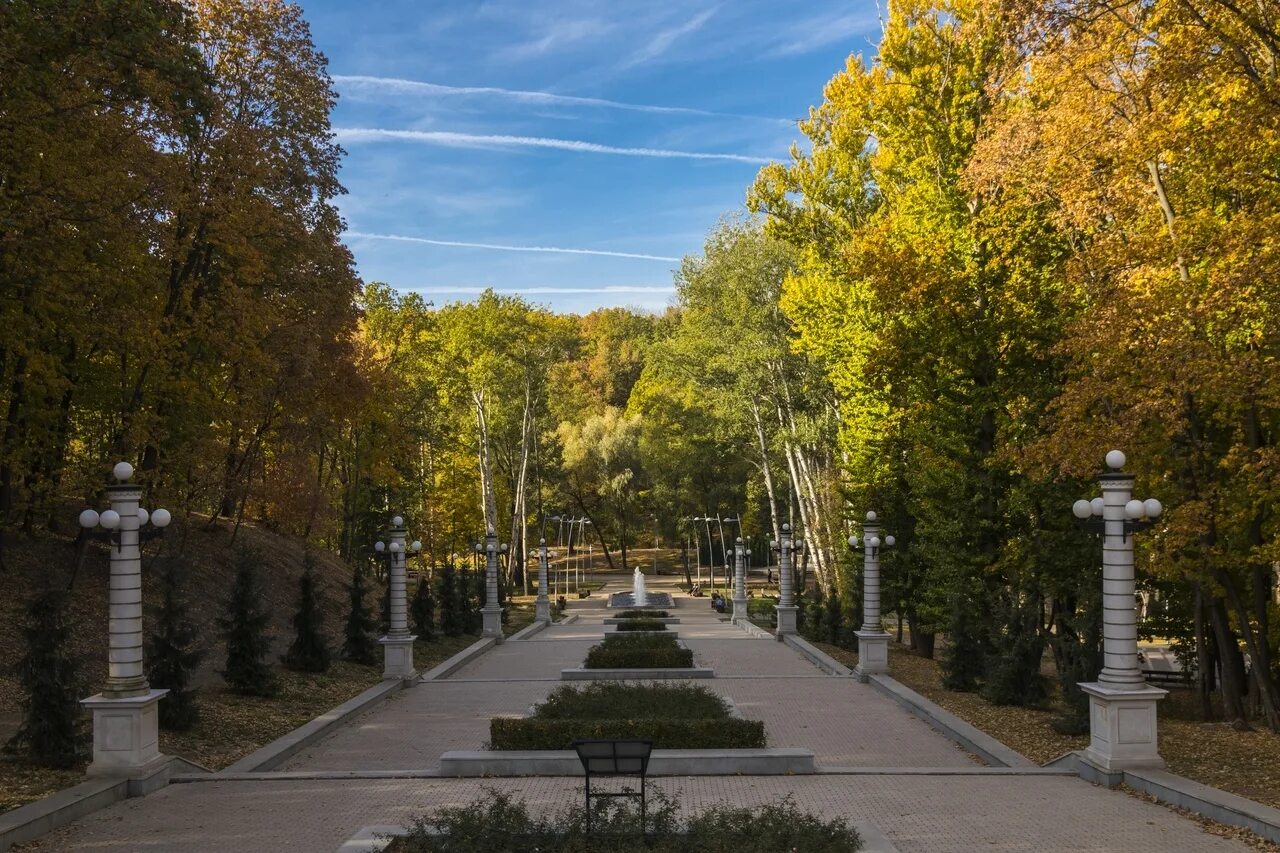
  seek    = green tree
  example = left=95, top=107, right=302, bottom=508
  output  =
left=284, top=552, right=330, bottom=673
left=411, top=575, right=436, bottom=641
left=343, top=565, right=379, bottom=665
left=438, top=563, right=464, bottom=637
left=147, top=557, right=204, bottom=730
left=220, top=547, right=277, bottom=697
left=6, top=588, right=80, bottom=767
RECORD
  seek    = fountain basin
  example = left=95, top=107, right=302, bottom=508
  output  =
left=608, top=591, right=673, bottom=608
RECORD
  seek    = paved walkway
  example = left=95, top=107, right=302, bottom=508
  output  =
left=23, top=579, right=1254, bottom=852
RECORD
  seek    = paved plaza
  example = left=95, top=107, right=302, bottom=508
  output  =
left=23, top=581, right=1254, bottom=851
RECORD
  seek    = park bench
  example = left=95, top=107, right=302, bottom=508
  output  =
left=1143, top=668, right=1194, bottom=688
left=571, top=738, right=654, bottom=833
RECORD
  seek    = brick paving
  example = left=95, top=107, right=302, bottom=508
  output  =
left=22, top=579, right=1255, bottom=851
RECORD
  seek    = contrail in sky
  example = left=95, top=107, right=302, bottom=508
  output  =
left=332, top=75, right=792, bottom=125
left=412, top=285, right=675, bottom=295
left=334, top=128, right=771, bottom=165
left=347, top=231, right=680, bottom=262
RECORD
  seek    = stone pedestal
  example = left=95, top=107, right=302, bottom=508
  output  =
left=731, top=594, right=748, bottom=624
left=535, top=597, right=551, bottom=623
left=482, top=605, right=504, bottom=642
left=1079, top=681, right=1167, bottom=772
left=774, top=604, right=798, bottom=639
left=380, top=634, right=417, bottom=680
left=854, top=630, right=889, bottom=682
left=81, top=689, right=168, bottom=778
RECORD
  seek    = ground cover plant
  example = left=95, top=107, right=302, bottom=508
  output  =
left=488, top=682, right=764, bottom=750
left=614, top=619, right=667, bottom=633
left=584, top=633, right=692, bottom=669
left=391, top=789, right=862, bottom=852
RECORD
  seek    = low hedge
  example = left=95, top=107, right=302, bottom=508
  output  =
left=584, top=632, right=691, bottom=669
left=533, top=682, right=730, bottom=720
left=490, top=716, right=765, bottom=750
left=614, top=618, right=666, bottom=632
left=619, top=609, right=669, bottom=618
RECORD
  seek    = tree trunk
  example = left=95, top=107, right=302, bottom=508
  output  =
left=1209, top=595, right=1249, bottom=724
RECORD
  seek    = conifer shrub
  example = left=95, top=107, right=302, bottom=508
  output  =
left=438, top=563, right=464, bottom=637
left=411, top=576, right=436, bottom=640
left=941, top=593, right=987, bottom=692
left=343, top=564, right=380, bottom=665
left=284, top=551, right=331, bottom=673
left=220, top=546, right=278, bottom=697
left=6, top=588, right=81, bottom=767
left=147, top=557, right=204, bottom=730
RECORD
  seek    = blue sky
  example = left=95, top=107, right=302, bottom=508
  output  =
left=301, top=1, right=882, bottom=314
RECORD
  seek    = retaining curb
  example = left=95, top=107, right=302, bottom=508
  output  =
left=223, top=678, right=405, bottom=773
left=866, top=674, right=1034, bottom=768
left=0, top=777, right=126, bottom=851
left=779, top=633, right=854, bottom=676
left=734, top=618, right=774, bottom=639
left=506, top=620, right=549, bottom=641
left=560, top=666, right=715, bottom=680
left=419, top=636, right=498, bottom=681
left=438, top=747, right=817, bottom=777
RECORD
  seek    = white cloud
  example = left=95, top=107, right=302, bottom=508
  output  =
left=347, top=231, right=680, bottom=262
left=620, top=7, right=719, bottom=69
left=407, top=285, right=674, bottom=294
left=332, top=74, right=790, bottom=124
left=768, top=11, right=880, bottom=57
left=334, top=127, right=772, bottom=164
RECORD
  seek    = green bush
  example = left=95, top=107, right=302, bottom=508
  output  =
left=490, top=716, right=764, bottom=750
left=395, top=789, right=862, bottom=852
left=534, top=682, right=729, bottom=720
left=619, top=609, right=669, bottom=618
left=584, top=632, right=693, bottom=669
left=614, top=619, right=666, bottom=632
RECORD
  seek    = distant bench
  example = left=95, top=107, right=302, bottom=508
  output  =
left=1143, top=669, right=1193, bottom=688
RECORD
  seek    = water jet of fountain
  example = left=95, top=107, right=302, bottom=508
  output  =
left=633, top=567, right=647, bottom=607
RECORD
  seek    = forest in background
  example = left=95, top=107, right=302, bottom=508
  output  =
left=2, top=0, right=1279, bottom=733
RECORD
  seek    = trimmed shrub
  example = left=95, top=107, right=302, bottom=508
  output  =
left=397, top=789, right=863, bottom=852
left=619, top=609, right=669, bottom=619
left=584, top=633, right=692, bottom=669
left=490, top=716, right=765, bottom=750
left=536, top=682, right=727, bottom=719
left=614, top=618, right=666, bottom=632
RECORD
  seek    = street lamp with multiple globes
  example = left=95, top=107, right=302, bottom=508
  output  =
left=769, top=524, right=804, bottom=639
left=473, top=528, right=508, bottom=641
left=728, top=537, right=752, bottom=623
left=849, top=510, right=895, bottom=682
left=1071, top=449, right=1168, bottom=777
left=536, top=538, right=552, bottom=623
left=78, top=461, right=173, bottom=778
left=372, top=515, right=421, bottom=680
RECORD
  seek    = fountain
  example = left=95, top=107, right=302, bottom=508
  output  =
left=606, top=566, right=673, bottom=609
left=633, top=567, right=647, bottom=608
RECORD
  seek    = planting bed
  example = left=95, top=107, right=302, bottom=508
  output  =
left=584, top=632, right=691, bottom=669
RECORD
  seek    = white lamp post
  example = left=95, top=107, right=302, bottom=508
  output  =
left=850, top=511, right=895, bottom=682
left=730, top=537, right=751, bottom=624
left=474, top=528, right=507, bottom=641
left=373, top=515, right=421, bottom=680
left=770, top=524, right=803, bottom=639
left=78, top=461, right=172, bottom=780
left=535, top=538, right=551, bottom=623
left=1072, top=449, right=1167, bottom=777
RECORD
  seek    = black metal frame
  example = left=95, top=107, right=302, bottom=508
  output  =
left=571, top=738, right=654, bottom=834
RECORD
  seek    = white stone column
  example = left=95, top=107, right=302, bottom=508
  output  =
left=774, top=524, right=798, bottom=639
left=1079, top=450, right=1166, bottom=775
left=535, top=539, right=551, bottom=623
left=481, top=529, right=504, bottom=641
left=380, top=516, right=417, bottom=680
left=81, top=464, right=168, bottom=780
left=854, top=511, right=890, bottom=682
left=731, top=537, right=748, bottom=623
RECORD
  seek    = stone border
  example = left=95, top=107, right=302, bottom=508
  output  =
left=336, top=821, right=899, bottom=853
left=734, top=619, right=774, bottom=639
left=779, top=633, right=854, bottom=676
left=866, top=674, right=1034, bottom=768
left=1049, top=752, right=1280, bottom=844
left=419, top=636, right=498, bottom=681
left=603, top=617, right=681, bottom=625
left=223, top=678, right=405, bottom=774
left=506, top=619, right=549, bottom=641
left=437, top=747, right=816, bottom=776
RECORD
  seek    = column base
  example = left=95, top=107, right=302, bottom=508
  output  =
left=81, top=688, right=169, bottom=778
left=380, top=634, right=417, bottom=680
left=481, top=605, right=504, bottom=642
left=854, top=630, right=890, bottom=682
left=1078, top=681, right=1167, bottom=771
left=775, top=605, right=798, bottom=639
left=731, top=595, right=748, bottom=624
left=535, top=597, right=551, bottom=623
